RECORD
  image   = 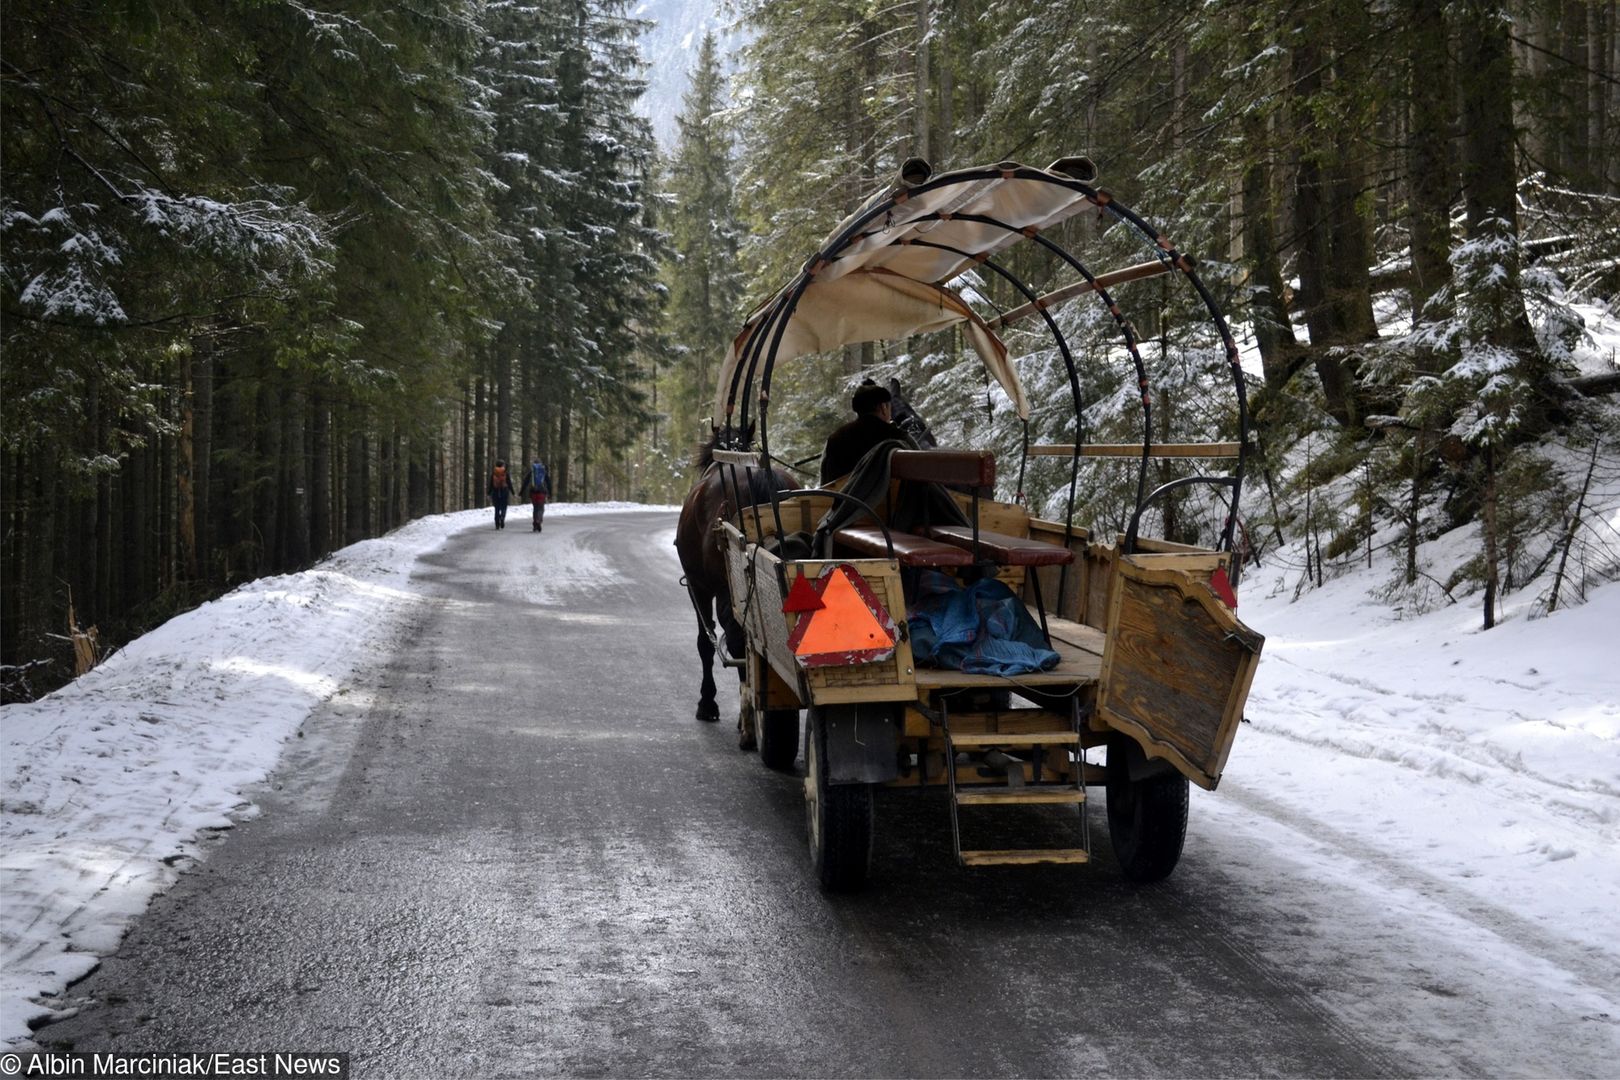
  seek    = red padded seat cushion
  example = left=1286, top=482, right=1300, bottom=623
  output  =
left=923, top=526, right=1075, bottom=567
left=832, top=526, right=975, bottom=568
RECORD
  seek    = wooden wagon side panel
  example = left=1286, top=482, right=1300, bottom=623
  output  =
left=722, top=529, right=801, bottom=694
left=1096, top=556, right=1263, bottom=790
left=1083, top=544, right=1116, bottom=630
left=741, top=494, right=835, bottom=544
left=1025, top=517, right=1091, bottom=623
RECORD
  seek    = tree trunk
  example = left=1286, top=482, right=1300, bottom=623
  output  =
left=461, top=381, right=471, bottom=509
left=282, top=397, right=308, bottom=567
left=914, top=0, right=930, bottom=161
left=556, top=390, right=572, bottom=501
left=1242, top=136, right=1298, bottom=386
left=1481, top=446, right=1499, bottom=629
left=159, top=384, right=175, bottom=591
left=345, top=425, right=365, bottom=546
left=193, top=338, right=213, bottom=582
left=1291, top=36, right=1355, bottom=425
left=1458, top=0, right=1537, bottom=351
left=311, top=389, right=331, bottom=558
left=496, top=350, right=513, bottom=465
left=1589, top=1, right=1607, bottom=186
left=473, top=375, right=487, bottom=508
left=1406, top=432, right=1423, bottom=585
left=1405, top=0, right=1454, bottom=314
left=1611, top=1, right=1620, bottom=194
left=178, top=347, right=199, bottom=582
left=1562, top=0, right=1583, bottom=175
left=408, top=436, right=428, bottom=519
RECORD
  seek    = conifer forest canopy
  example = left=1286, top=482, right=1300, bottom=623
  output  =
left=3, top=0, right=1617, bottom=697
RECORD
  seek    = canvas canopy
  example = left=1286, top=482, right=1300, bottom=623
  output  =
left=715, top=162, right=1101, bottom=424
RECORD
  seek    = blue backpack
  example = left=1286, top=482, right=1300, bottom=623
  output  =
left=530, top=462, right=548, bottom=491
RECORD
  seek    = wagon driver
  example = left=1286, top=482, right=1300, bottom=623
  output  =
left=819, top=378, right=907, bottom=485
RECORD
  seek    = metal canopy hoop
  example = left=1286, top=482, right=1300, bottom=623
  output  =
left=712, top=158, right=1249, bottom=556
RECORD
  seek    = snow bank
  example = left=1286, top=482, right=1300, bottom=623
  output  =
left=1212, top=527, right=1620, bottom=1072
left=0, top=503, right=670, bottom=1046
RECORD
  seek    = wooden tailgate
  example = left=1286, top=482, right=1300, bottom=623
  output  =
left=1096, top=555, right=1264, bottom=790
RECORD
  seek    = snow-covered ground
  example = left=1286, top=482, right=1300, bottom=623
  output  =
left=1203, top=523, right=1620, bottom=1074
left=0, top=503, right=675, bottom=1046
left=2, top=498, right=1617, bottom=1069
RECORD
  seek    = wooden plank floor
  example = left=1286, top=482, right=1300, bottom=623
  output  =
left=1043, top=616, right=1108, bottom=657
left=911, top=611, right=1107, bottom=689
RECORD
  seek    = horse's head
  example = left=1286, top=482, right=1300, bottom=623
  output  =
left=887, top=377, right=937, bottom=449
left=692, top=422, right=756, bottom=472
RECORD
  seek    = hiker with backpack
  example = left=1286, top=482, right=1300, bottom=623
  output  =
left=488, top=460, right=516, bottom=530
left=519, top=458, right=550, bottom=533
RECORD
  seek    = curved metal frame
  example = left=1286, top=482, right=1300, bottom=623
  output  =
left=715, top=163, right=1249, bottom=564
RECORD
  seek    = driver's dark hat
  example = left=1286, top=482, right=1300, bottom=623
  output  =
left=851, top=379, right=891, bottom=414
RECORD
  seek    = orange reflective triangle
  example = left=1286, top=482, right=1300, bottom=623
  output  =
left=793, top=566, right=895, bottom=656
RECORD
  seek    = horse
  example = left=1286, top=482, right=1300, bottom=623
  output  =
left=674, top=428, right=795, bottom=726
left=674, top=380, right=934, bottom=729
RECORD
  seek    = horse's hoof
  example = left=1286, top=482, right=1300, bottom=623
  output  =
left=696, top=701, right=720, bottom=723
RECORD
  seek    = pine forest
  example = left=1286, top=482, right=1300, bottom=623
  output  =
left=4, top=0, right=1618, bottom=699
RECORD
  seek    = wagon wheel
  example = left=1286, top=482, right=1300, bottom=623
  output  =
left=742, top=649, right=798, bottom=768
left=757, top=708, right=800, bottom=772
left=804, top=706, right=873, bottom=891
left=1105, top=732, right=1188, bottom=882
left=737, top=684, right=757, bottom=751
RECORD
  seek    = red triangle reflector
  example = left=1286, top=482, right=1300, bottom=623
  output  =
left=1210, top=565, right=1238, bottom=608
left=782, top=571, right=825, bottom=613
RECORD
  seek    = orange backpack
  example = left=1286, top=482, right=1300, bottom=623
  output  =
left=492, top=465, right=509, bottom=491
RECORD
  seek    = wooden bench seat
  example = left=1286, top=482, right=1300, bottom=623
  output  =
left=833, top=526, right=974, bottom=568
left=923, top=526, right=1075, bottom=567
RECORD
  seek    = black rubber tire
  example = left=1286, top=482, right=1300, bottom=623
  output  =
left=805, top=707, right=873, bottom=892
left=1105, top=733, right=1189, bottom=882
left=757, top=709, right=800, bottom=771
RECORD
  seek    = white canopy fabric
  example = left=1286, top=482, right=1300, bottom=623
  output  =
left=715, top=163, right=1099, bottom=424
left=716, top=269, right=1024, bottom=419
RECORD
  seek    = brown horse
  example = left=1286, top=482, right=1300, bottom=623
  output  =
left=675, top=430, right=796, bottom=723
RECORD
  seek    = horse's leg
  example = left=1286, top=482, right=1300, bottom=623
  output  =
left=694, top=592, right=721, bottom=723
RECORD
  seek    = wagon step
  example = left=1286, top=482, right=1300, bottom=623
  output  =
left=940, top=698, right=1092, bottom=870
left=956, top=788, right=1086, bottom=806
left=960, top=848, right=1090, bottom=866
left=949, top=731, right=1078, bottom=748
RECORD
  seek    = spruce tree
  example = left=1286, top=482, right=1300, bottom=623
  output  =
left=663, top=31, right=745, bottom=452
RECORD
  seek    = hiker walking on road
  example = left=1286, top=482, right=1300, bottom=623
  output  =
left=519, top=458, right=550, bottom=533
left=488, top=460, right=515, bottom=530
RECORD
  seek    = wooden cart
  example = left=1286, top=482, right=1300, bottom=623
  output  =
left=703, top=159, right=1264, bottom=890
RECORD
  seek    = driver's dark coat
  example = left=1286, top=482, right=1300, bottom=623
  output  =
left=820, top=413, right=905, bottom=484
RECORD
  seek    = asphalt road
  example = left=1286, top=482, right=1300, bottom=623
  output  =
left=37, top=508, right=1404, bottom=1077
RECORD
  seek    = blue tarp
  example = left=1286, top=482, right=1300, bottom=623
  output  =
left=907, top=570, right=1061, bottom=676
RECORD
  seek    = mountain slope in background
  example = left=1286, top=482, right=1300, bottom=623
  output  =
left=633, top=0, right=736, bottom=148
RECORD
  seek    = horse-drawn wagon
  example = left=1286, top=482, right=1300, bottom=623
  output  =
left=678, top=159, right=1265, bottom=890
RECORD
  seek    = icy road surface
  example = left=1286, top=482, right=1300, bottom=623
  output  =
left=7, top=507, right=1618, bottom=1076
